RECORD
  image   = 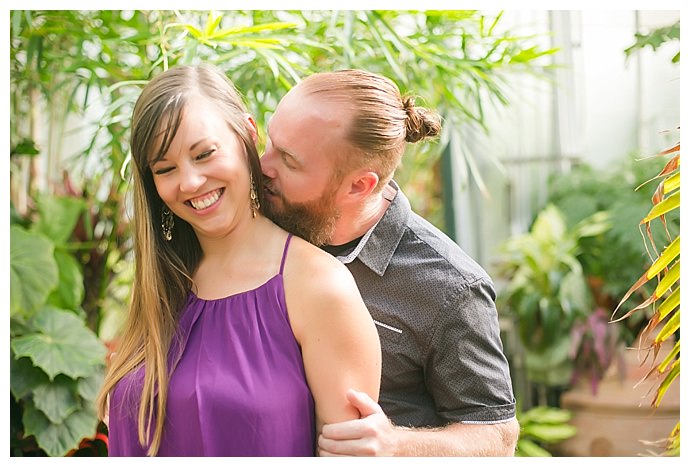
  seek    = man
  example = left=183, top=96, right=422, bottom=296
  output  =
left=260, top=69, right=519, bottom=456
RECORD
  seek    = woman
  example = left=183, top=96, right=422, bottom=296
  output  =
left=96, top=64, right=381, bottom=456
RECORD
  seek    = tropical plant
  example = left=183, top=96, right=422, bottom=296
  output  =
left=10, top=196, right=107, bottom=457
left=610, top=20, right=680, bottom=456
left=493, top=205, right=610, bottom=395
left=10, top=10, right=557, bottom=456
left=515, top=405, right=577, bottom=457
left=546, top=156, right=678, bottom=346
left=611, top=139, right=680, bottom=456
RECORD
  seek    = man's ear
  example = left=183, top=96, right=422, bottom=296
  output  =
left=245, top=113, right=258, bottom=144
left=346, top=171, right=379, bottom=199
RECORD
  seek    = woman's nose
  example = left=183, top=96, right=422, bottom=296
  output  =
left=179, top=167, right=206, bottom=193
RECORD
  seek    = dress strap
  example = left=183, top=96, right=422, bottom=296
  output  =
left=279, top=233, right=293, bottom=275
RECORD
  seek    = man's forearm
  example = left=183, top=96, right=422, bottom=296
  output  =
left=393, top=418, right=520, bottom=456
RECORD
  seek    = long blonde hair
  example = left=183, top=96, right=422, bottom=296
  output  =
left=96, top=65, right=264, bottom=456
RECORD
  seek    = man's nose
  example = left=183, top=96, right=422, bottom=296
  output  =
left=259, top=149, right=276, bottom=178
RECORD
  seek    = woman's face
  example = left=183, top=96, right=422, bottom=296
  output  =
left=150, top=97, right=253, bottom=241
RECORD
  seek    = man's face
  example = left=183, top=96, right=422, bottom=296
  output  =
left=260, top=89, right=350, bottom=246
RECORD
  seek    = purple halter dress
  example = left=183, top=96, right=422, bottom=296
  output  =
left=108, top=234, right=316, bottom=456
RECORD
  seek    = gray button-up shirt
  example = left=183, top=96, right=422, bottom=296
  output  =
left=334, top=181, right=516, bottom=427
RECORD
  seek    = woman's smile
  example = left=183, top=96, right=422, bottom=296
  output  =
left=186, top=188, right=225, bottom=211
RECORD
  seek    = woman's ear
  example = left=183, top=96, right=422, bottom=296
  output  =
left=245, top=114, right=258, bottom=144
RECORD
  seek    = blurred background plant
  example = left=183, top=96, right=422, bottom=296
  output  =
left=493, top=204, right=610, bottom=404
left=9, top=10, right=555, bottom=456
left=515, top=405, right=577, bottom=457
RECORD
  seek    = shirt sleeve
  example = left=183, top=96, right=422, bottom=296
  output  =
left=424, top=277, right=516, bottom=424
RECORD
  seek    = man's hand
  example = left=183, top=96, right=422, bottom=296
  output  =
left=318, top=389, right=398, bottom=456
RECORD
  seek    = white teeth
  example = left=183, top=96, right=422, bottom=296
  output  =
left=190, top=189, right=221, bottom=210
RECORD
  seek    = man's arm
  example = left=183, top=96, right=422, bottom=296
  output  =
left=318, top=390, right=519, bottom=456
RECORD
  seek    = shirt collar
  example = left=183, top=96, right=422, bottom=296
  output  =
left=335, top=180, right=409, bottom=276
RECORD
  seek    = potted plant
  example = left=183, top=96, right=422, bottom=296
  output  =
left=493, top=204, right=610, bottom=403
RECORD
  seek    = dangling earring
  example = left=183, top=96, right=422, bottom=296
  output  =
left=249, top=173, right=260, bottom=218
left=161, top=206, right=174, bottom=241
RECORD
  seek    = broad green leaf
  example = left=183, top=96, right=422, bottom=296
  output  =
left=10, top=355, right=50, bottom=399
left=32, top=376, right=80, bottom=424
left=77, top=367, right=105, bottom=402
left=23, top=402, right=98, bottom=457
left=519, top=406, right=572, bottom=425
left=573, top=211, right=611, bottom=238
left=10, top=225, right=59, bottom=316
left=31, top=195, right=86, bottom=246
left=46, top=250, right=84, bottom=311
left=522, top=423, right=577, bottom=442
left=11, top=307, right=107, bottom=380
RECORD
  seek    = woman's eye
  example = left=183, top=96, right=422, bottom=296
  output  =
left=153, top=166, right=174, bottom=175
left=196, top=149, right=215, bottom=161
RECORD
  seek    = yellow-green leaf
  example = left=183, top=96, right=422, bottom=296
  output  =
left=210, top=22, right=297, bottom=39
left=654, top=309, right=680, bottom=344
left=664, top=172, right=680, bottom=194
left=653, top=359, right=679, bottom=407
left=658, top=340, right=680, bottom=373
left=642, top=192, right=680, bottom=223
left=204, top=12, right=222, bottom=38
left=646, top=236, right=680, bottom=279
left=184, top=24, right=203, bottom=39
left=655, top=261, right=680, bottom=298
left=657, top=287, right=680, bottom=321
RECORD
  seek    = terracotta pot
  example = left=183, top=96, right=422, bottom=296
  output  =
left=554, top=341, right=679, bottom=456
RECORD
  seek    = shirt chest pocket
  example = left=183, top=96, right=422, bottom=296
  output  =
left=373, top=319, right=405, bottom=345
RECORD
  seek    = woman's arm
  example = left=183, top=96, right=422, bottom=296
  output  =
left=284, top=243, right=382, bottom=437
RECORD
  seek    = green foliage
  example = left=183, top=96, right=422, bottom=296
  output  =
left=546, top=156, right=680, bottom=345
left=516, top=405, right=576, bottom=456
left=10, top=200, right=106, bottom=457
left=624, top=20, right=680, bottom=63
left=494, top=204, right=611, bottom=386
left=10, top=10, right=557, bottom=455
